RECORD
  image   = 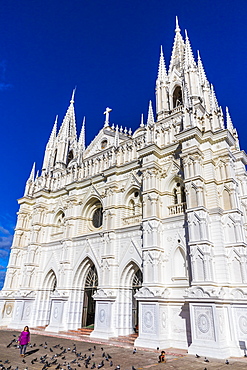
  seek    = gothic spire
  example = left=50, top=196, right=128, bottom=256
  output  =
left=210, top=84, right=219, bottom=111
left=184, top=29, right=196, bottom=70
left=79, top=116, right=86, bottom=151
left=157, top=46, right=167, bottom=81
left=197, top=50, right=208, bottom=86
left=46, top=115, right=58, bottom=149
left=58, top=89, right=77, bottom=140
left=28, top=162, right=36, bottom=182
left=147, top=100, right=155, bottom=126
left=226, top=106, right=234, bottom=132
left=168, top=16, right=185, bottom=74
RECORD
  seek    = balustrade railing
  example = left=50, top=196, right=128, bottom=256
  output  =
left=168, top=202, right=186, bottom=215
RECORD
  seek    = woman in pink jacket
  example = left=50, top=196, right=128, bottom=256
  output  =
left=18, top=326, right=30, bottom=357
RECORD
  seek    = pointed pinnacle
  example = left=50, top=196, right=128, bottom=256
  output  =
left=210, top=84, right=219, bottom=110
left=184, top=29, right=196, bottom=68
left=114, top=125, right=119, bottom=147
left=70, top=87, right=76, bottom=104
left=175, top=16, right=180, bottom=33
left=140, top=113, right=144, bottom=127
left=197, top=50, right=207, bottom=85
left=169, top=17, right=185, bottom=74
left=47, top=116, right=58, bottom=148
left=226, top=106, right=234, bottom=131
left=147, top=100, right=155, bottom=126
left=79, top=116, right=86, bottom=150
left=58, top=92, right=77, bottom=139
left=29, top=162, right=36, bottom=182
left=157, top=45, right=167, bottom=81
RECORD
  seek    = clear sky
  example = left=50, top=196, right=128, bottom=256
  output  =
left=0, top=0, right=246, bottom=288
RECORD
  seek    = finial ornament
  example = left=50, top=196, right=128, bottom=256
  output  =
left=104, top=107, right=112, bottom=127
left=140, top=113, right=144, bottom=127
left=70, top=87, right=76, bottom=104
left=175, top=16, right=180, bottom=33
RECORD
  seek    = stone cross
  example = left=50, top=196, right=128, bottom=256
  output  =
left=104, top=107, right=112, bottom=127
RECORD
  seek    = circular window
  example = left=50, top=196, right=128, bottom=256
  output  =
left=92, top=206, right=103, bottom=228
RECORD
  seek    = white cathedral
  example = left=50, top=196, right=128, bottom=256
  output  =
left=1, top=19, right=247, bottom=358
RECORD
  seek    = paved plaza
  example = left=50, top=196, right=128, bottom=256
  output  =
left=0, top=329, right=246, bottom=370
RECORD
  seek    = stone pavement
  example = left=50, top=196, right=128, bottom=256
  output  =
left=0, top=328, right=246, bottom=370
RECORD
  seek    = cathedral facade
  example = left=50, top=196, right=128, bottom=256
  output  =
left=1, top=19, right=247, bottom=358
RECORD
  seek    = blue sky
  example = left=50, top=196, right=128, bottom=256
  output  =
left=0, top=0, right=246, bottom=288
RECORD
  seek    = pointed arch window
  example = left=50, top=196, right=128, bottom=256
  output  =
left=92, top=203, right=103, bottom=228
left=173, top=86, right=183, bottom=108
left=67, top=150, right=74, bottom=165
left=85, top=265, right=98, bottom=288
left=53, top=149, right=57, bottom=167
left=223, top=189, right=231, bottom=210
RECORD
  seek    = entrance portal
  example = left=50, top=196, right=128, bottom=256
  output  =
left=82, top=265, right=98, bottom=327
left=132, top=269, right=143, bottom=332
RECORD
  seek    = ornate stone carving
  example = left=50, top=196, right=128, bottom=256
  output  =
left=194, top=306, right=215, bottom=341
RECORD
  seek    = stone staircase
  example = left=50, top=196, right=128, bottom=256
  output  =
left=110, top=333, right=138, bottom=346
left=68, top=327, right=93, bottom=336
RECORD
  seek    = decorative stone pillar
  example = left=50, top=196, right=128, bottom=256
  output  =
left=8, top=295, right=35, bottom=329
left=45, top=297, right=67, bottom=332
left=185, top=287, right=242, bottom=358
left=90, top=289, right=117, bottom=339
left=134, top=287, right=171, bottom=349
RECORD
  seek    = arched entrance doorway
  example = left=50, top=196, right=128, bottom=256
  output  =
left=132, top=269, right=143, bottom=332
left=82, top=265, right=98, bottom=327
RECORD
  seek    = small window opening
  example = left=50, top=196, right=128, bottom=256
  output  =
left=92, top=205, right=103, bottom=228
left=173, top=86, right=183, bottom=108
left=67, top=150, right=74, bottom=165
left=53, top=149, right=57, bottom=167
left=101, top=140, right=107, bottom=149
left=173, top=189, right=178, bottom=204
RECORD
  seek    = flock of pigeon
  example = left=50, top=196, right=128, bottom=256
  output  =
left=195, top=353, right=230, bottom=369
left=2, top=334, right=246, bottom=370
left=2, top=335, right=139, bottom=370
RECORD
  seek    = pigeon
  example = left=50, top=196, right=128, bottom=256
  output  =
left=133, top=348, right=136, bottom=354
left=132, top=367, right=136, bottom=370
left=110, top=361, right=113, bottom=367
left=225, top=359, right=229, bottom=364
left=204, top=357, right=209, bottom=362
left=195, top=354, right=200, bottom=358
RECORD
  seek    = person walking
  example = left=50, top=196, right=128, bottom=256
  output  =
left=18, top=326, right=30, bottom=357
